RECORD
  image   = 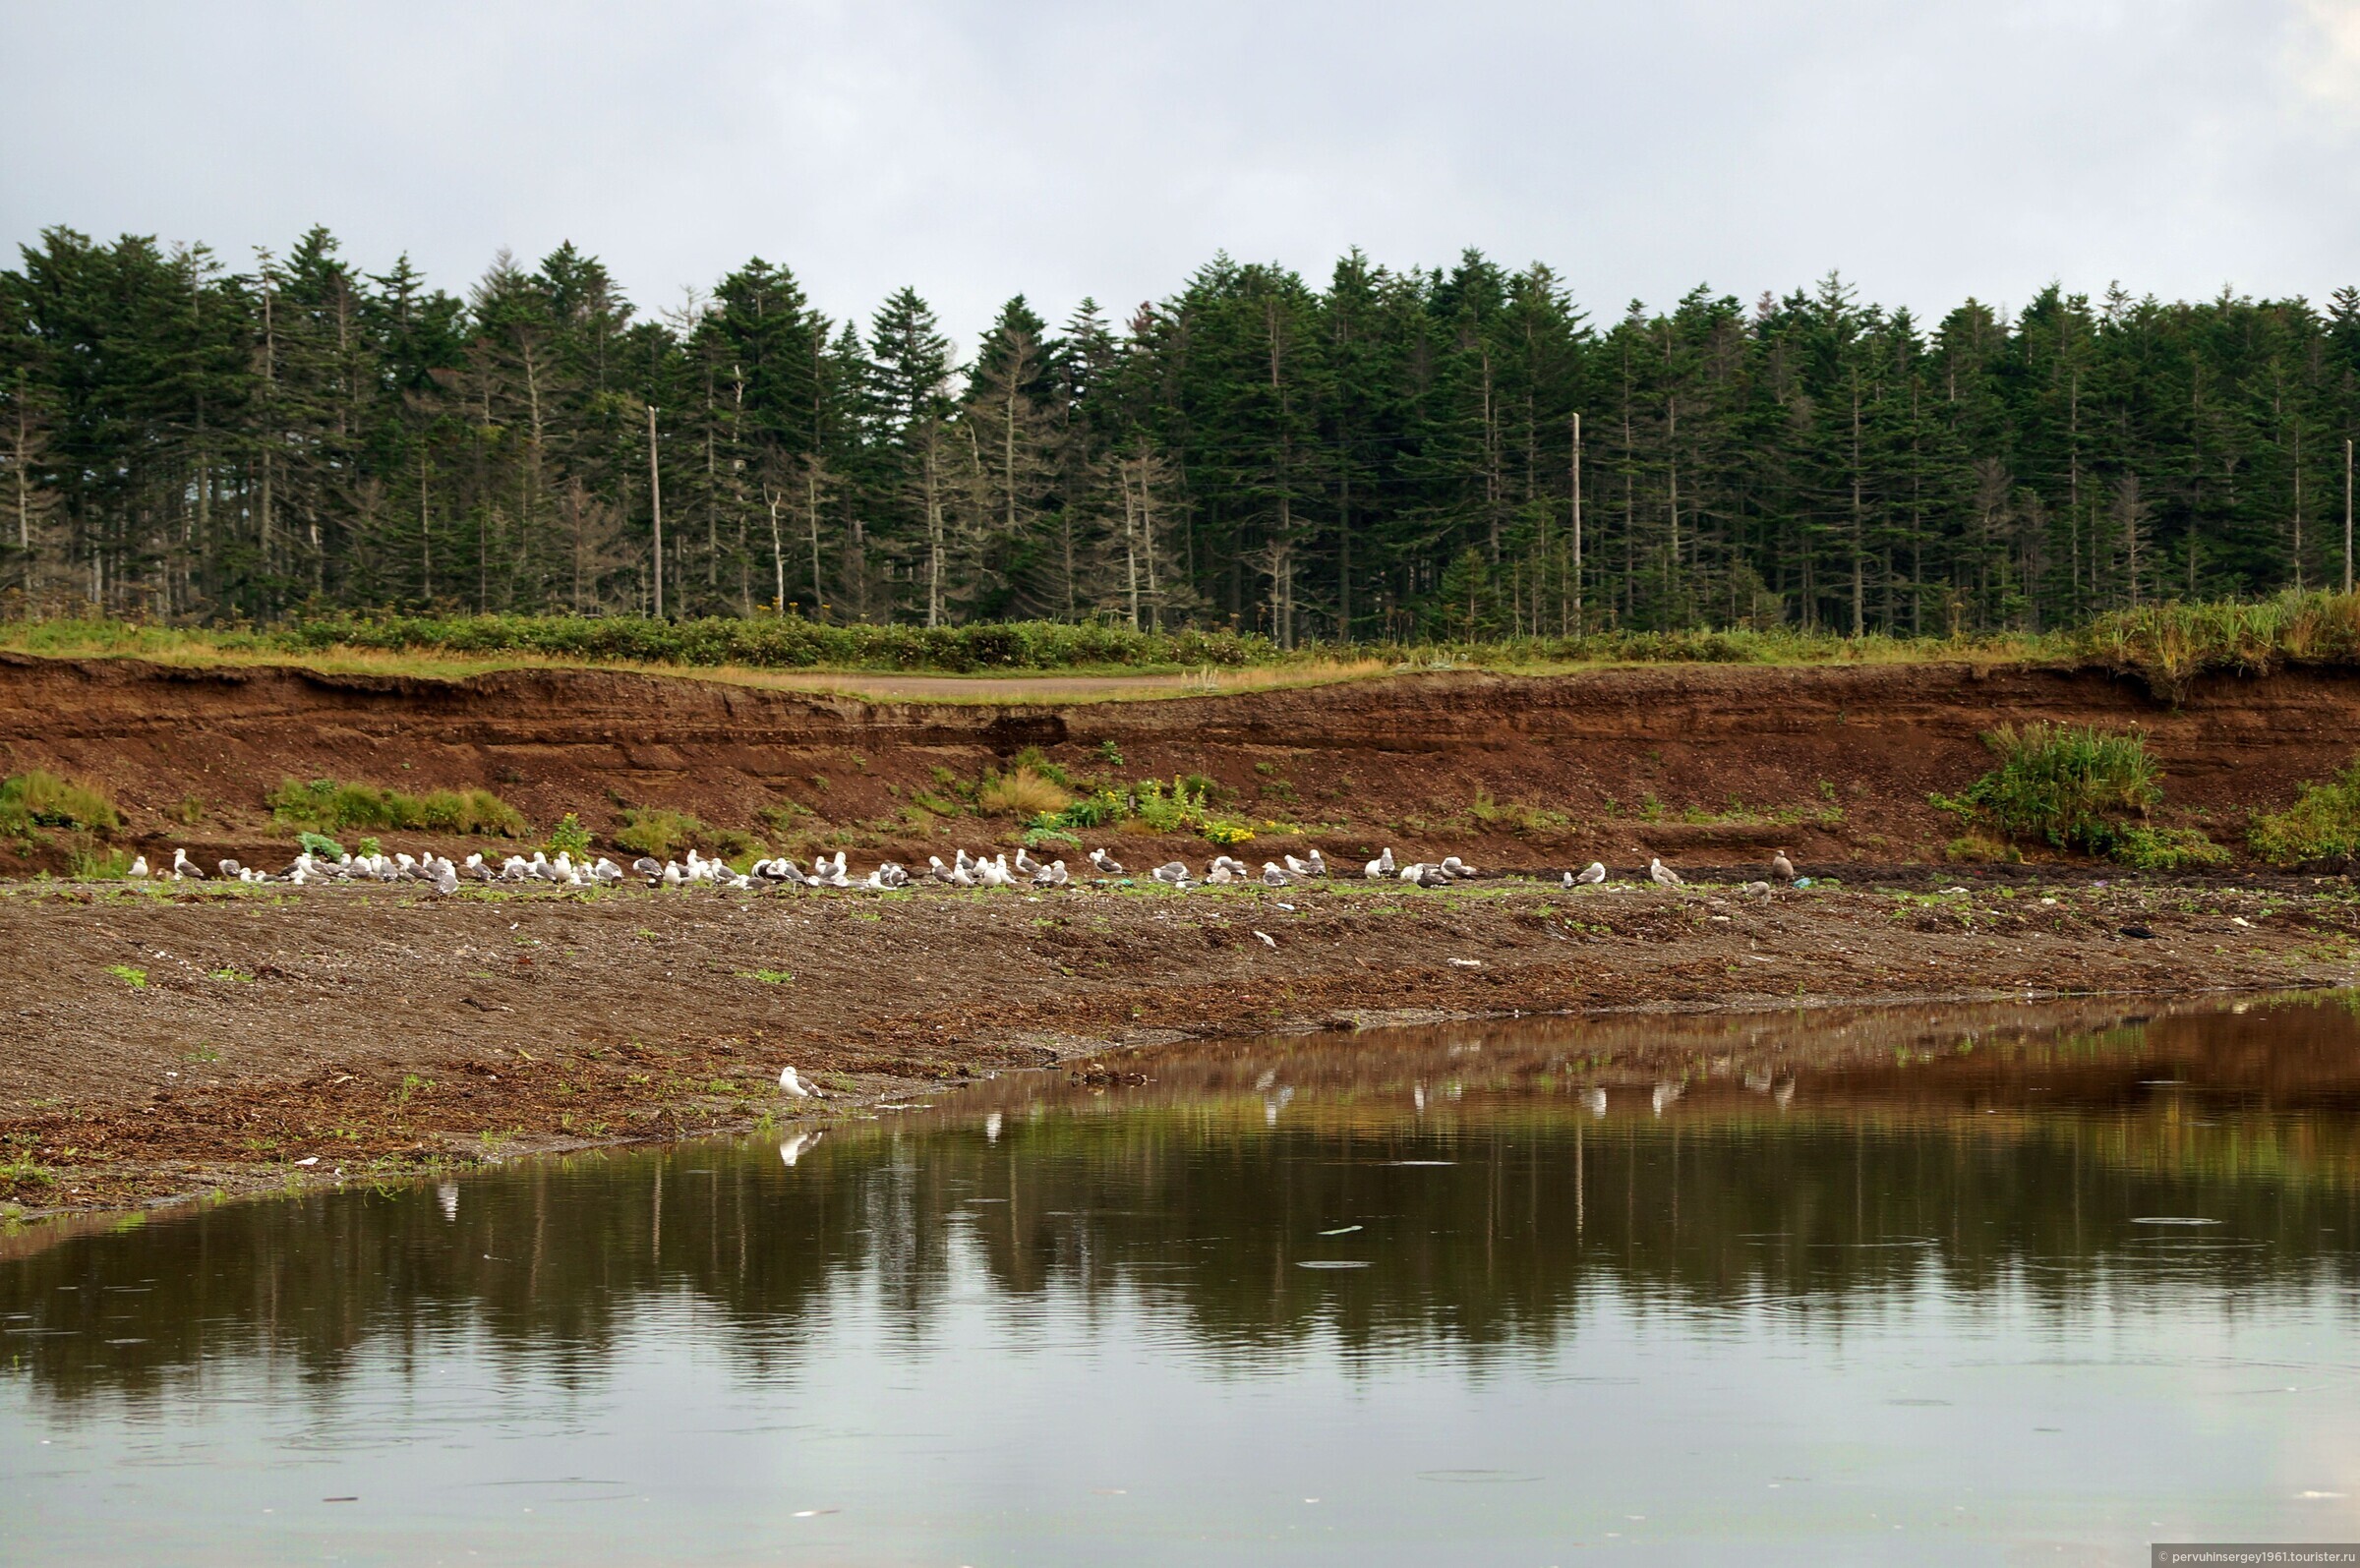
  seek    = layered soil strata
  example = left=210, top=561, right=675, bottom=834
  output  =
left=0, top=653, right=2354, bottom=874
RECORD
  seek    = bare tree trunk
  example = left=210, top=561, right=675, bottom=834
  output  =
left=805, top=466, right=824, bottom=615
left=922, top=425, right=946, bottom=628
left=11, top=397, right=32, bottom=592
left=1139, top=456, right=1163, bottom=630
left=1569, top=411, right=1582, bottom=635
left=647, top=403, right=665, bottom=618
left=1336, top=458, right=1352, bottom=639
left=1482, top=349, right=1501, bottom=562
left=418, top=447, right=432, bottom=601
left=766, top=490, right=787, bottom=612
left=2293, top=418, right=2306, bottom=591
left=1666, top=395, right=1680, bottom=611
left=1850, top=379, right=1865, bottom=637
left=1120, top=459, right=1141, bottom=631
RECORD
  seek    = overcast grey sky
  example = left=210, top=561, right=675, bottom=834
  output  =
left=5, top=0, right=2358, bottom=341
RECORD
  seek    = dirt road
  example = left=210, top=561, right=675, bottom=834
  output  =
left=5, top=872, right=2352, bottom=1220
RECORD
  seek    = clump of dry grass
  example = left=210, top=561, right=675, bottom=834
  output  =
left=975, top=766, right=1071, bottom=817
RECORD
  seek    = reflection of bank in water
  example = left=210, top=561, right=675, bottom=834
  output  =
left=872, top=988, right=2360, bottom=1191
left=3, top=991, right=2356, bottom=1410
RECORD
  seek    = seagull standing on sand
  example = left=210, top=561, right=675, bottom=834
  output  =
left=1771, top=848, right=1797, bottom=882
left=1649, top=857, right=1684, bottom=887
left=1089, top=847, right=1123, bottom=875
left=171, top=848, right=205, bottom=880
left=1364, top=847, right=1396, bottom=879
left=1572, top=861, right=1607, bottom=886
left=778, top=1067, right=815, bottom=1098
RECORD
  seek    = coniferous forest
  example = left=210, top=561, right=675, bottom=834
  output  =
left=6, top=224, right=2360, bottom=643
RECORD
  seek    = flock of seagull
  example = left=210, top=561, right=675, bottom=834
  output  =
left=126, top=838, right=1806, bottom=1120
left=132, top=841, right=1801, bottom=896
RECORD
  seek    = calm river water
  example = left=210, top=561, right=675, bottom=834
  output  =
left=6, top=995, right=2360, bottom=1565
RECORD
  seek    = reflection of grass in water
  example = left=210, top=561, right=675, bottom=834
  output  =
left=4, top=1031, right=2355, bottom=1407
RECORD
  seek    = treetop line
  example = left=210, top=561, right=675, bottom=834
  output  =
left=5, top=224, right=2358, bottom=642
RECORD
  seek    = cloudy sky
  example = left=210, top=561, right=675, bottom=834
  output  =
left=5, top=0, right=2358, bottom=340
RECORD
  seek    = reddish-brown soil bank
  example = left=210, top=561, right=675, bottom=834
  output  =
left=0, top=653, right=2352, bottom=875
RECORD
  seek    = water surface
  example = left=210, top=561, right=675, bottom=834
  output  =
left=7, top=995, right=2360, bottom=1564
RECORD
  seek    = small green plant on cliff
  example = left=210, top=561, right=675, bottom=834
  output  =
left=1009, top=746, right=1074, bottom=788
left=1932, top=723, right=2163, bottom=858
left=0, top=770, right=122, bottom=845
left=2249, top=756, right=2360, bottom=865
left=2112, top=824, right=2231, bottom=871
left=268, top=778, right=527, bottom=838
left=1943, top=832, right=2022, bottom=864
left=105, top=963, right=147, bottom=988
left=0, top=1149, right=55, bottom=1191
left=543, top=812, right=593, bottom=860
left=65, top=836, right=133, bottom=878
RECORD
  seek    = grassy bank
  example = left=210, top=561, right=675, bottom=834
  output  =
left=6, top=591, right=2360, bottom=694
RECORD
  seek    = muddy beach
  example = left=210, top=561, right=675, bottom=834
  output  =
left=3, top=870, right=2352, bottom=1219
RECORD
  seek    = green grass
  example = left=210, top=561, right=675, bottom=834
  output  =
left=1934, top=723, right=2163, bottom=859
left=2250, top=757, right=2360, bottom=865
left=268, top=778, right=527, bottom=837
left=736, top=968, right=794, bottom=984
left=66, top=838, right=134, bottom=878
left=105, top=963, right=147, bottom=987
left=613, top=805, right=767, bottom=861
left=2068, top=590, right=2360, bottom=700
left=0, top=611, right=1279, bottom=674
left=17, top=590, right=2360, bottom=704
left=0, top=770, right=122, bottom=843
left=2112, top=825, right=2231, bottom=871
